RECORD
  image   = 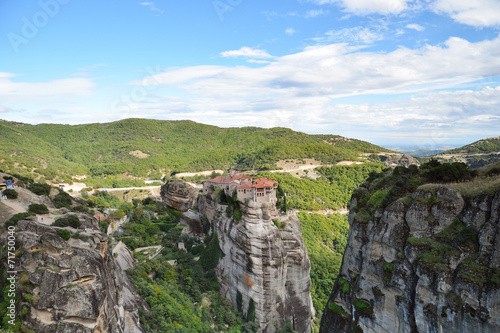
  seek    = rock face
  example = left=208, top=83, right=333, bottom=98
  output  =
left=10, top=220, right=148, bottom=333
left=320, top=186, right=500, bottom=333
left=380, top=154, right=420, bottom=167
left=199, top=194, right=314, bottom=333
left=160, top=179, right=199, bottom=212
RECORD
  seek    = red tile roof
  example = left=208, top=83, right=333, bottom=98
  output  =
left=236, top=177, right=277, bottom=189
left=203, top=175, right=238, bottom=184
left=204, top=174, right=278, bottom=190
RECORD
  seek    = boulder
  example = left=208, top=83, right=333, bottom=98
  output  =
left=160, top=180, right=199, bottom=212
left=8, top=220, right=148, bottom=333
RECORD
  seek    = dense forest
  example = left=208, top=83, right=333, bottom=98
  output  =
left=0, top=118, right=389, bottom=184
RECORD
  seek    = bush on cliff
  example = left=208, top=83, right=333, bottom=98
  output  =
left=28, top=183, right=51, bottom=196
left=200, top=233, right=224, bottom=271
left=53, top=215, right=81, bottom=228
left=3, top=189, right=18, bottom=199
left=3, top=212, right=35, bottom=228
left=52, top=190, right=73, bottom=208
left=28, top=203, right=49, bottom=215
left=56, top=229, right=71, bottom=241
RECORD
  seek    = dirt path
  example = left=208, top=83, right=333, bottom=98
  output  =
left=0, top=198, right=27, bottom=214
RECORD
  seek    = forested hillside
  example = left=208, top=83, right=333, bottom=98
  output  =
left=0, top=118, right=388, bottom=183
left=424, top=137, right=500, bottom=168
left=443, top=137, right=500, bottom=154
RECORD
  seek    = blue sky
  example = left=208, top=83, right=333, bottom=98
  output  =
left=1, top=0, right=500, bottom=148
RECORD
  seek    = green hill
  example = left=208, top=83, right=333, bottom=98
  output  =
left=421, top=137, right=500, bottom=168
left=0, top=118, right=388, bottom=182
left=442, top=137, right=500, bottom=154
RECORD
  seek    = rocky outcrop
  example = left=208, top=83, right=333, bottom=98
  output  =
left=320, top=186, right=500, bottom=333
left=199, top=194, right=314, bottom=333
left=160, top=179, right=199, bottom=212
left=8, top=220, right=148, bottom=333
left=112, top=241, right=135, bottom=271
left=380, top=154, right=420, bottom=167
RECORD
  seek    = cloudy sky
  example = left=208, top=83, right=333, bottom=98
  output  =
left=1, top=0, right=500, bottom=149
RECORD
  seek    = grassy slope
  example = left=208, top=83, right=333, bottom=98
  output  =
left=442, top=137, right=500, bottom=154
left=0, top=118, right=388, bottom=180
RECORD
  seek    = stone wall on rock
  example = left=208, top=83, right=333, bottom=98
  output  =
left=198, top=194, right=314, bottom=333
left=6, top=220, right=148, bottom=333
left=320, top=185, right=500, bottom=333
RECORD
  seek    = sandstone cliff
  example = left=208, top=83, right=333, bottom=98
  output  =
left=198, top=192, right=314, bottom=333
left=320, top=184, right=500, bottom=333
left=7, top=219, right=148, bottom=333
left=160, top=179, right=199, bottom=212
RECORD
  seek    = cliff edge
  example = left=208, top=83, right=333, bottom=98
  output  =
left=320, top=163, right=500, bottom=333
left=199, top=189, right=314, bottom=333
left=4, top=219, right=148, bottom=333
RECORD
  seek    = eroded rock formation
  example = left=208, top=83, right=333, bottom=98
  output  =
left=380, top=154, right=420, bottom=167
left=198, top=192, right=314, bottom=333
left=10, top=220, right=148, bottom=333
left=160, top=179, right=199, bottom=212
left=320, top=185, right=500, bottom=333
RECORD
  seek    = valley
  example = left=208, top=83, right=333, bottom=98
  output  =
left=0, top=119, right=499, bottom=333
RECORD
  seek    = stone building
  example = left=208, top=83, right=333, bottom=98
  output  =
left=202, top=170, right=278, bottom=204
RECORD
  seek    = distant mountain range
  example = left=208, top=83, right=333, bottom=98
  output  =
left=0, top=118, right=389, bottom=183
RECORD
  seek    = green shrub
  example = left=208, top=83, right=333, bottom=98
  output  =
left=28, top=203, right=49, bottom=214
left=28, top=183, right=51, bottom=196
left=383, top=263, right=394, bottom=271
left=56, top=229, right=71, bottom=241
left=247, top=298, right=256, bottom=322
left=233, top=206, right=242, bottom=222
left=53, top=215, right=81, bottom=228
left=354, top=208, right=371, bottom=223
left=236, top=290, right=243, bottom=313
left=338, top=277, right=350, bottom=293
left=200, top=233, right=224, bottom=271
left=328, top=302, right=348, bottom=318
left=354, top=298, right=373, bottom=316
left=4, top=212, right=35, bottom=228
left=53, top=190, right=73, bottom=208
left=424, top=162, right=477, bottom=183
left=3, top=189, right=18, bottom=199
left=100, top=220, right=109, bottom=233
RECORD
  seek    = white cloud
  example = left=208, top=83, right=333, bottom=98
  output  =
left=432, top=0, right=500, bottom=27
left=406, top=23, right=425, bottom=31
left=0, top=75, right=94, bottom=103
left=220, top=47, right=273, bottom=59
left=124, top=36, right=500, bottom=146
left=247, top=59, right=271, bottom=64
left=308, top=0, right=411, bottom=15
left=305, top=9, right=328, bottom=18
left=136, top=36, right=500, bottom=97
left=139, top=2, right=164, bottom=14
left=130, top=65, right=227, bottom=86
left=314, top=27, right=384, bottom=44
left=285, top=27, right=297, bottom=36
